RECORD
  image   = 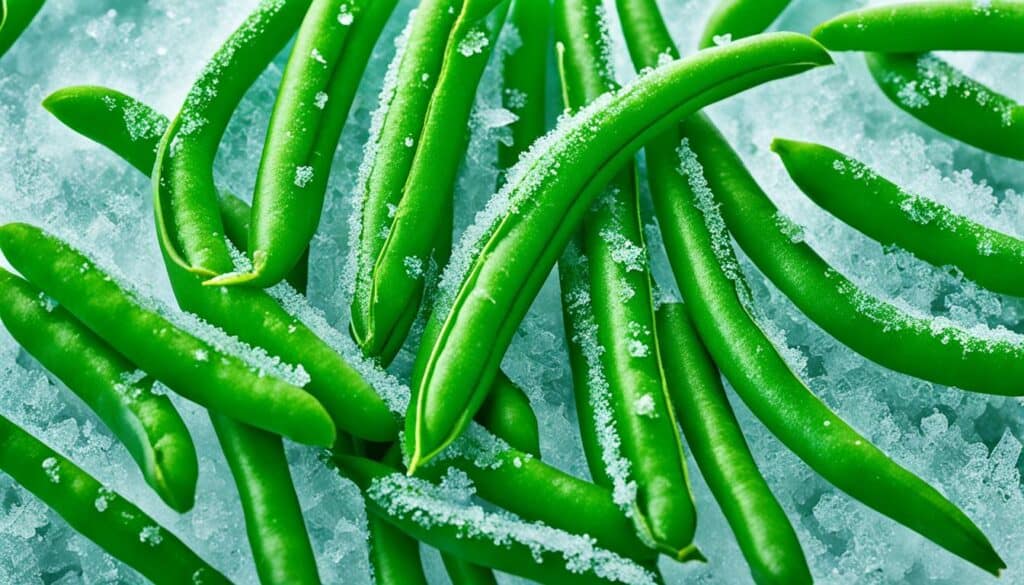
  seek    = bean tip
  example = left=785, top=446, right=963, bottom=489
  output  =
left=201, top=270, right=259, bottom=287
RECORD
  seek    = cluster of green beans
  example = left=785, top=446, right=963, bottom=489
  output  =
left=3, top=0, right=1023, bottom=583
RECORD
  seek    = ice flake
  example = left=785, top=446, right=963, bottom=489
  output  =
left=294, top=165, right=314, bottom=188
left=457, top=29, right=490, bottom=57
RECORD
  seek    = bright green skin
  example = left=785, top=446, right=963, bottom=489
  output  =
left=475, top=371, right=541, bottom=457
left=0, top=270, right=198, bottom=513
left=210, top=0, right=397, bottom=288
left=498, top=0, right=550, bottom=171
left=42, top=90, right=344, bottom=585
left=351, top=0, right=509, bottom=363
left=699, top=0, right=792, bottom=48
left=865, top=52, right=1024, bottom=160
left=0, top=222, right=335, bottom=447
left=616, top=3, right=810, bottom=582
left=812, top=0, right=1024, bottom=52
left=554, top=0, right=697, bottom=560
left=0, top=413, right=230, bottom=584
left=338, top=455, right=661, bottom=585
left=154, top=0, right=312, bottom=277
left=405, top=32, right=834, bottom=471
left=640, top=104, right=1004, bottom=576
left=0, top=0, right=45, bottom=58
left=368, top=513, right=429, bottom=585
left=774, top=138, right=1024, bottom=299
left=656, top=303, right=811, bottom=585
left=42, top=85, right=310, bottom=292
left=150, top=0, right=397, bottom=440
left=443, top=556, right=497, bottom=585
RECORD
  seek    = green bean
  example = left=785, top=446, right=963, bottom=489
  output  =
left=812, top=1, right=1024, bottom=52
left=404, top=31, right=833, bottom=471
left=337, top=454, right=663, bottom=585
left=498, top=0, right=550, bottom=171
left=0, top=0, right=45, bottom=58
left=641, top=105, right=1004, bottom=576
left=474, top=371, right=540, bottom=457
left=0, top=412, right=230, bottom=584
left=0, top=222, right=336, bottom=446
left=154, top=0, right=312, bottom=277
left=699, top=0, right=792, bottom=49
left=444, top=556, right=498, bottom=585
left=864, top=52, right=1024, bottom=160
left=46, top=95, right=397, bottom=439
left=351, top=0, right=509, bottom=363
left=773, top=137, right=1024, bottom=298
left=208, top=0, right=397, bottom=288
left=368, top=513, right=429, bottom=585
left=217, top=190, right=310, bottom=293
left=554, top=0, right=697, bottom=560
left=0, top=269, right=198, bottom=512
left=656, top=302, right=811, bottom=585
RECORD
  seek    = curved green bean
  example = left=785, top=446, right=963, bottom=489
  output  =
left=154, top=0, right=311, bottom=277
left=645, top=117, right=1004, bottom=574
left=699, top=0, right=792, bottom=49
left=0, top=223, right=336, bottom=446
left=45, top=85, right=396, bottom=442
left=498, top=0, right=550, bottom=170
left=812, top=1, right=1024, bottom=52
left=208, top=0, right=397, bottom=288
left=338, top=454, right=662, bottom=585
left=0, top=0, right=45, bottom=58
left=554, top=0, right=697, bottom=560
left=405, top=31, right=833, bottom=471
left=0, top=269, right=198, bottom=512
left=474, top=371, right=540, bottom=457
left=0, top=413, right=230, bottom=584
left=351, top=0, right=509, bottom=363
left=865, top=52, right=1024, bottom=160
left=774, top=137, right=1024, bottom=298
left=657, top=302, right=811, bottom=585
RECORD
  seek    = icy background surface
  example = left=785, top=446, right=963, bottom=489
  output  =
left=0, top=0, right=1023, bottom=583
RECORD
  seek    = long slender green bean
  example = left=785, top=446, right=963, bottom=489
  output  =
left=554, top=0, right=697, bottom=560
left=773, top=137, right=1024, bottom=298
left=45, top=85, right=396, bottom=442
left=498, top=0, right=550, bottom=171
left=351, top=0, right=509, bottom=363
left=616, top=2, right=810, bottom=581
left=0, top=269, right=198, bottom=512
left=0, top=223, right=336, bottom=446
left=0, top=0, right=45, bottom=58
left=699, top=0, right=792, bottom=49
left=0, top=412, right=230, bottom=584
left=208, top=0, right=397, bottom=288
left=641, top=103, right=1004, bottom=577
left=864, top=52, right=1024, bottom=160
left=657, top=302, right=811, bottom=585
left=812, top=1, right=1024, bottom=52
left=338, top=454, right=662, bottom=585
left=404, top=31, right=833, bottom=471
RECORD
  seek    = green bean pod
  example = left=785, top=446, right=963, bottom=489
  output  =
left=42, top=90, right=350, bottom=582
left=0, top=223, right=336, bottom=446
left=46, top=85, right=397, bottom=442
left=338, top=454, right=662, bottom=585
left=351, top=0, right=509, bottom=363
left=369, top=513, right=429, bottom=585
left=657, top=302, right=811, bottom=585
left=0, top=413, right=230, bottom=584
left=812, top=1, right=1024, bottom=52
left=0, top=0, right=45, bottom=58
left=208, top=0, right=397, bottom=288
left=474, top=371, right=540, bottom=457
left=217, top=190, right=310, bottom=292
left=865, top=52, right=1024, bottom=160
left=698, top=0, right=792, bottom=49
left=498, top=0, right=550, bottom=170
left=773, top=137, right=1024, bottom=298
left=0, top=270, right=198, bottom=512
left=405, top=31, right=833, bottom=471
left=645, top=115, right=1004, bottom=575
left=154, top=0, right=312, bottom=277
left=554, top=0, right=697, bottom=560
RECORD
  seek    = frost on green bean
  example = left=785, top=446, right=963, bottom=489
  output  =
left=561, top=241, right=637, bottom=513
left=367, top=469, right=659, bottom=585
left=98, top=94, right=168, bottom=144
